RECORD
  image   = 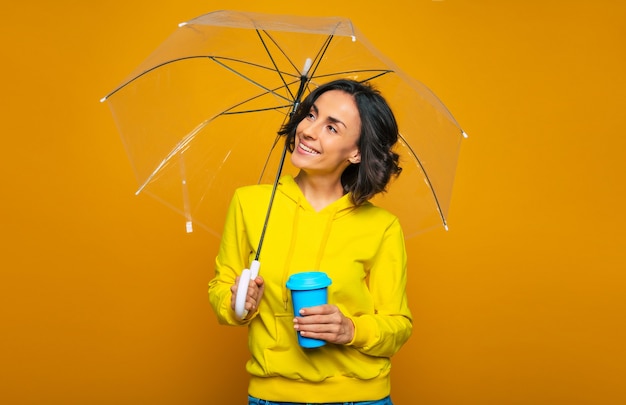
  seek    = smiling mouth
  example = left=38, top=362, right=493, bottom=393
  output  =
left=298, top=142, right=320, bottom=155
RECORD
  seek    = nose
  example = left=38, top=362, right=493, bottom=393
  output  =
left=299, top=119, right=319, bottom=140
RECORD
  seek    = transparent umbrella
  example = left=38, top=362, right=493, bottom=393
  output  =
left=101, top=10, right=467, bottom=317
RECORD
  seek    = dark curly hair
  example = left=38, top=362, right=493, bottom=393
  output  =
left=278, top=79, right=402, bottom=206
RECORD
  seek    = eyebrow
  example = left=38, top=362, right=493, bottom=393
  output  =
left=311, top=103, right=347, bottom=129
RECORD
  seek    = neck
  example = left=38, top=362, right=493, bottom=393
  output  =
left=294, top=171, right=345, bottom=211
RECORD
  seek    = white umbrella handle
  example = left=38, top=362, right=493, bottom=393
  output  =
left=234, top=260, right=261, bottom=319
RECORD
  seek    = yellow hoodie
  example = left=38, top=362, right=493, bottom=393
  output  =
left=209, top=175, right=412, bottom=403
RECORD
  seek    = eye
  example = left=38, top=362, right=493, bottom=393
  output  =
left=327, top=125, right=338, bottom=134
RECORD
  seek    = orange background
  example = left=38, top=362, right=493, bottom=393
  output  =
left=2, top=1, right=625, bottom=404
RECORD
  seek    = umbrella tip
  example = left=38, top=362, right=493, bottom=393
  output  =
left=99, top=96, right=107, bottom=103
left=301, top=58, right=313, bottom=76
left=186, top=221, right=194, bottom=233
left=178, top=21, right=188, bottom=27
left=462, top=130, right=469, bottom=139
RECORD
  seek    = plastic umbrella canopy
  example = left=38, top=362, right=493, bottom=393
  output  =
left=102, top=10, right=466, bottom=240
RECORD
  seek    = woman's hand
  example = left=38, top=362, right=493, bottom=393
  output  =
left=230, top=275, right=265, bottom=318
left=293, top=304, right=355, bottom=344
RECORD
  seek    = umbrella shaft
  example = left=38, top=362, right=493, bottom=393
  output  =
left=255, top=140, right=288, bottom=261
left=292, top=74, right=309, bottom=115
left=255, top=74, right=308, bottom=260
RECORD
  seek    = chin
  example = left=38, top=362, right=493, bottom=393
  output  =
left=290, top=153, right=305, bottom=169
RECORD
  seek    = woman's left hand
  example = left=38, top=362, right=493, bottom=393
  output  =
left=293, top=304, right=355, bottom=345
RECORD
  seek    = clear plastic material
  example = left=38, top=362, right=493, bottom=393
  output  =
left=102, top=10, right=465, bottom=239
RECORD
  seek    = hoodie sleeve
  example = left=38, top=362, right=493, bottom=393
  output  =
left=348, top=218, right=413, bottom=357
left=208, top=190, right=254, bottom=326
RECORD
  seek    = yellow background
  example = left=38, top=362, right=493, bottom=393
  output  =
left=2, top=0, right=625, bottom=404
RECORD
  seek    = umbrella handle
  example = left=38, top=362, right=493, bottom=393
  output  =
left=234, top=260, right=261, bottom=319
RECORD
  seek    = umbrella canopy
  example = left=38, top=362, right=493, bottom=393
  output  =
left=102, top=10, right=466, bottom=240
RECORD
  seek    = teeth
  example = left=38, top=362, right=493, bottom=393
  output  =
left=299, top=143, right=319, bottom=154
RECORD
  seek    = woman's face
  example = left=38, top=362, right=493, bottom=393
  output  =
left=290, top=90, right=361, bottom=178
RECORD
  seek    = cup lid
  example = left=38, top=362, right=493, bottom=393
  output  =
left=286, top=271, right=332, bottom=290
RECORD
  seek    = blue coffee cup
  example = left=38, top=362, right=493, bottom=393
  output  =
left=286, top=271, right=332, bottom=348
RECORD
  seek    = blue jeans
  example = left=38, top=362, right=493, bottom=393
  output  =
left=247, top=395, right=393, bottom=405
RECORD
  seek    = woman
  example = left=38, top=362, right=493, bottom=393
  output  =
left=209, top=79, right=412, bottom=404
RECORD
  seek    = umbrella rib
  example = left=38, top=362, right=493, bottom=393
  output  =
left=102, top=56, right=202, bottom=100
left=136, top=99, right=293, bottom=195
left=303, top=34, right=335, bottom=84
left=222, top=105, right=293, bottom=115
left=212, top=56, right=298, bottom=77
left=309, top=69, right=394, bottom=85
left=209, top=56, right=296, bottom=104
left=102, top=55, right=298, bottom=102
left=135, top=127, right=198, bottom=195
left=256, top=29, right=298, bottom=102
left=398, top=133, right=448, bottom=229
left=217, top=77, right=303, bottom=115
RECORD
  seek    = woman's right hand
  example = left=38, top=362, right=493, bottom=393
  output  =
left=230, top=275, right=265, bottom=318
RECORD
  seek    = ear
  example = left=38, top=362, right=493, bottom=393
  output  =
left=348, top=150, right=361, bottom=164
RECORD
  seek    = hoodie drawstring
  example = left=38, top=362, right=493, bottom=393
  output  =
left=314, top=207, right=335, bottom=270
left=281, top=201, right=302, bottom=310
